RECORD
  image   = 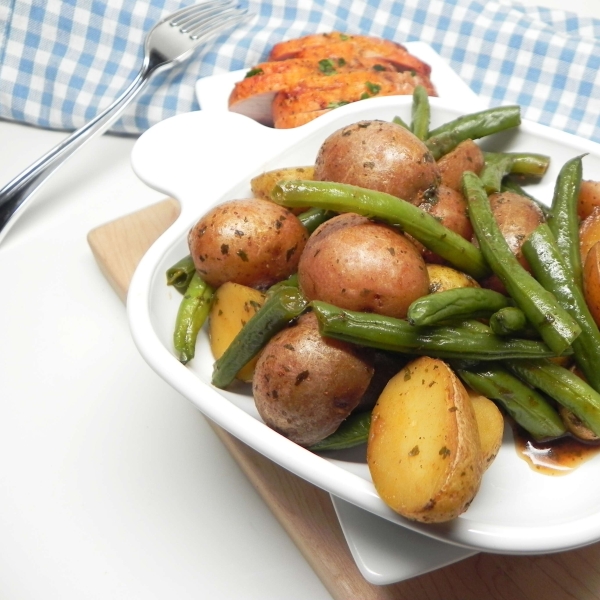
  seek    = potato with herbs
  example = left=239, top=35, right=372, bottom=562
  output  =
left=411, top=185, right=474, bottom=263
left=436, top=139, right=484, bottom=192
left=427, top=264, right=480, bottom=293
left=314, top=119, right=440, bottom=204
left=476, top=191, right=545, bottom=293
left=188, top=198, right=308, bottom=289
left=367, top=356, right=483, bottom=523
left=208, top=282, right=266, bottom=382
left=298, top=213, right=430, bottom=319
left=253, top=312, right=374, bottom=447
left=578, top=180, right=600, bottom=220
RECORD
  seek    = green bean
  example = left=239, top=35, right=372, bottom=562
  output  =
left=456, top=363, right=566, bottom=440
left=506, top=153, right=551, bottom=178
left=425, top=105, right=521, bottom=160
left=489, top=306, right=535, bottom=337
left=407, top=287, right=511, bottom=326
left=271, top=180, right=489, bottom=279
left=479, top=153, right=515, bottom=194
left=506, top=359, right=600, bottom=437
left=411, top=85, right=430, bottom=141
left=166, top=255, right=196, bottom=293
left=211, top=285, right=309, bottom=389
left=546, top=155, right=584, bottom=290
left=522, top=223, right=600, bottom=392
left=297, top=207, right=335, bottom=233
left=309, top=411, right=371, bottom=452
left=462, top=171, right=581, bottom=354
left=311, top=301, right=566, bottom=360
left=392, top=115, right=410, bottom=129
left=479, top=152, right=551, bottom=195
left=173, top=273, right=214, bottom=364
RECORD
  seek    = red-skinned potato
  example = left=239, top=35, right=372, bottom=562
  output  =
left=437, top=139, right=485, bottom=192
left=412, top=185, right=473, bottom=263
left=314, top=120, right=440, bottom=204
left=188, top=198, right=308, bottom=289
left=253, top=312, right=374, bottom=447
left=298, top=213, right=430, bottom=319
left=578, top=180, right=600, bottom=221
left=584, top=241, right=600, bottom=328
left=579, top=207, right=600, bottom=264
left=477, top=191, right=544, bottom=293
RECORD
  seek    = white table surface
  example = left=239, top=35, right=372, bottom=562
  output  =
left=1, top=2, right=598, bottom=598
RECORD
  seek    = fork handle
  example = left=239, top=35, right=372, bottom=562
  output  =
left=0, top=66, right=152, bottom=244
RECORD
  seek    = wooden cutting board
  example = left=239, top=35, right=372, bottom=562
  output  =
left=88, top=198, right=600, bottom=600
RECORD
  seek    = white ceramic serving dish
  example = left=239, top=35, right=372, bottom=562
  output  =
left=192, top=42, right=480, bottom=583
left=127, top=91, right=600, bottom=555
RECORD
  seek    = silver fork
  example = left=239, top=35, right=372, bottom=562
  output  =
left=0, top=0, right=250, bottom=244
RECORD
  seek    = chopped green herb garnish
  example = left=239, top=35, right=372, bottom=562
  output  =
left=365, top=81, right=381, bottom=95
left=372, top=64, right=386, bottom=72
left=327, top=100, right=351, bottom=109
left=244, top=67, right=264, bottom=78
left=337, top=57, right=346, bottom=66
left=339, top=33, right=350, bottom=41
left=318, top=59, right=337, bottom=75
left=360, top=92, right=370, bottom=100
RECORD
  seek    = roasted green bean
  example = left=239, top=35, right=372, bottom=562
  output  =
left=425, top=105, right=521, bottom=160
left=462, top=171, right=581, bottom=354
left=312, top=301, right=566, bottom=360
left=407, top=287, right=511, bottom=326
left=523, top=223, right=600, bottom=392
left=456, top=363, right=566, bottom=440
left=271, top=180, right=489, bottom=279
left=173, top=273, right=214, bottom=364
left=211, top=284, right=308, bottom=389
left=546, top=155, right=584, bottom=290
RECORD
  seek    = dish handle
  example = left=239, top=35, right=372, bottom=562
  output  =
left=130, top=110, right=302, bottom=228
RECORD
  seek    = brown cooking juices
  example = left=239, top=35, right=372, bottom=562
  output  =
left=513, top=426, right=600, bottom=475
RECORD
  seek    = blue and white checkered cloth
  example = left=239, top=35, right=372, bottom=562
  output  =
left=1, top=0, right=599, bottom=142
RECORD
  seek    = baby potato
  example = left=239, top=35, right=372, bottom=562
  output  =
left=314, top=120, right=440, bottom=204
left=253, top=312, right=374, bottom=447
left=437, top=139, right=485, bottom=192
left=468, top=389, right=504, bottom=471
left=583, top=241, right=600, bottom=328
left=415, top=185, right=474, bottom=263
left=188, top=198, right=308, bottom=289
left=298, top=213, right=430, bottom=319
left=367, top=357, right=483, bottom=523
left=426, top=264, right=480, bottom=293
left=578, top=180, right=600, bottom=220
left=251, top=166, right=315, bottom=201
left=477, top=191, right=545, bottom=293
left=579, top=206, right=600, bottom=263
left=208, top=282, right=266, bottom=382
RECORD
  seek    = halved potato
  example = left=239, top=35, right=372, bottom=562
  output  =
left=208, top=282, right=266, bottom=382
left=468, top=389, right=504, bottom=470
left=250, top=165, right=315, bottom=205
left=367, top=357, right=483, bottom=523
left=426, top=264, right=480, bottom=293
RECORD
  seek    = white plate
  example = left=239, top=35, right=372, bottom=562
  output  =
left=127, top=93, right=600, bottom=555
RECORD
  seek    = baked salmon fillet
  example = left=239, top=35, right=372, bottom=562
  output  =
left=272, top=70, right=437, bottom=129
left=228, top=32, right=436, bottom=128
left=229, top=57, right=397, bottom=125
left=268, top=32, right=431, bottom=76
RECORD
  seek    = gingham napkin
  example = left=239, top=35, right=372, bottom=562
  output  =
left=1, top=0, right=599, bottom=142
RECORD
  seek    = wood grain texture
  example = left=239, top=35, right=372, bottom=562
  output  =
left=88, top=198, right=600, bottom=600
